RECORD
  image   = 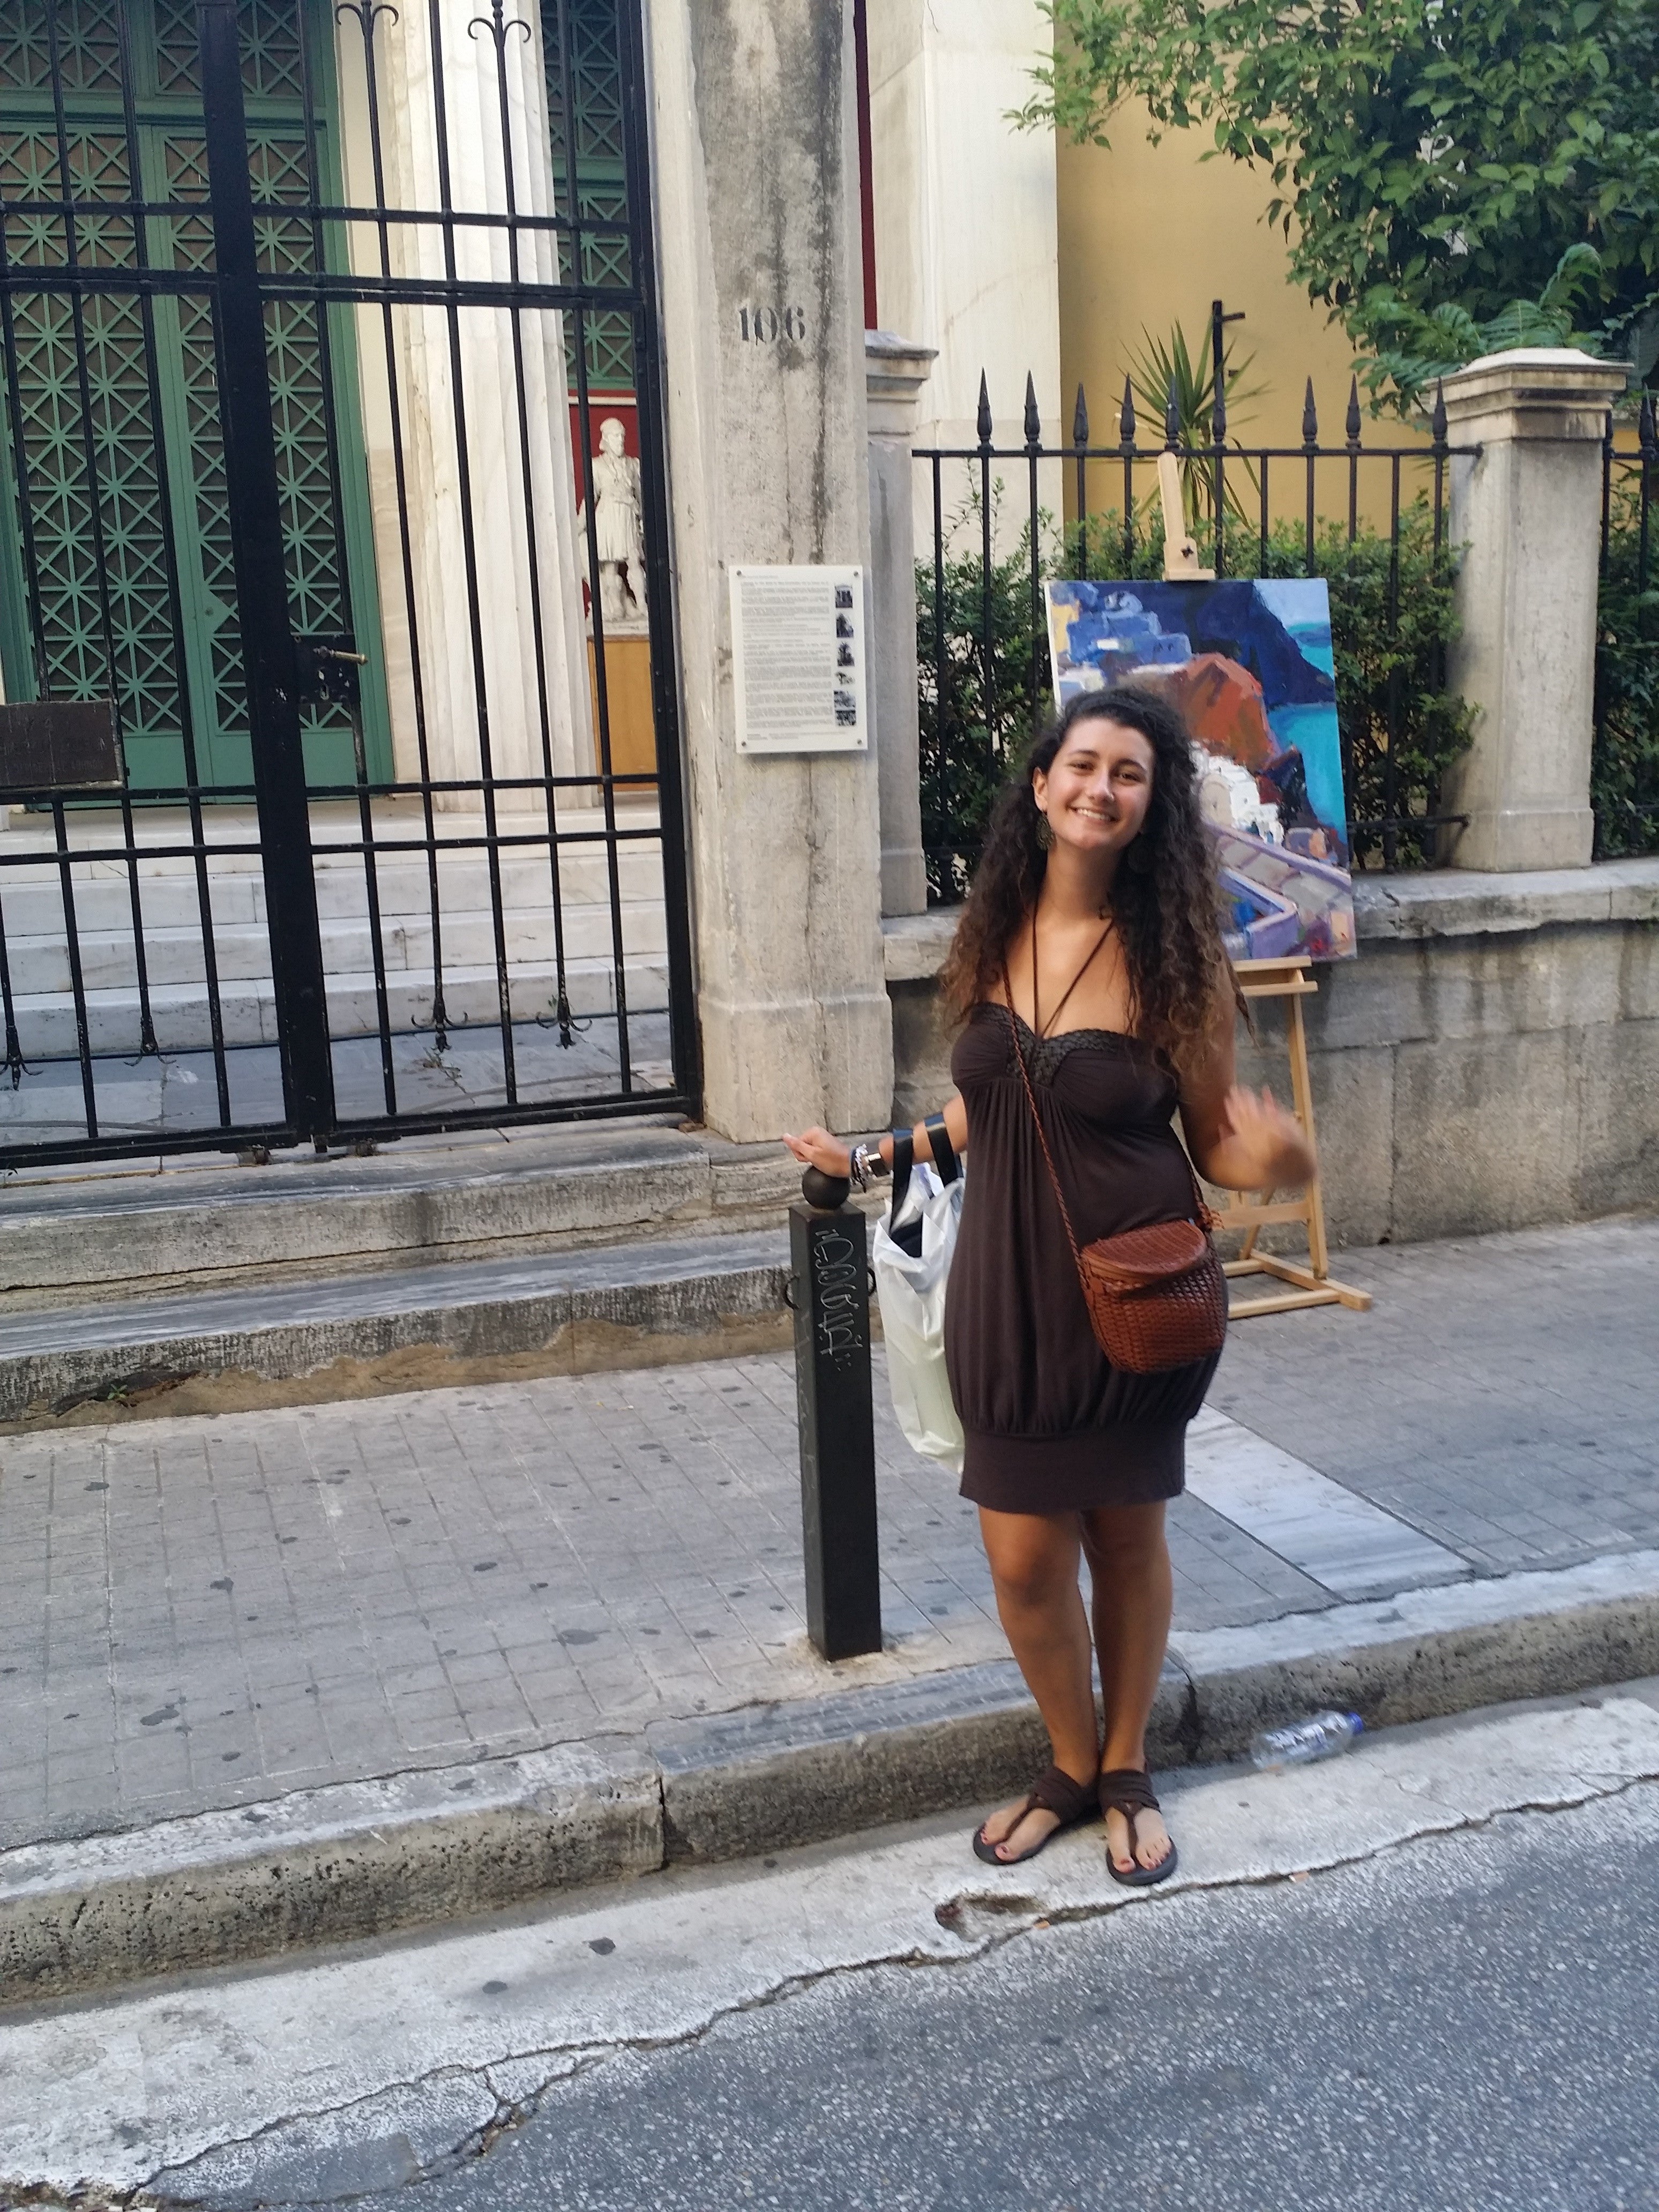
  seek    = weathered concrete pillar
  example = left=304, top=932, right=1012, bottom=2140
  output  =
left=866, top=332, right=935, bottom=917
left=1440, top=348, right=1629, bottom=870
left=646, top=2, right=892, bottom=1141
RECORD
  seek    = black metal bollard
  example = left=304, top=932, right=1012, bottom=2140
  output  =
left=789, top=1168, right=883, bottom=1661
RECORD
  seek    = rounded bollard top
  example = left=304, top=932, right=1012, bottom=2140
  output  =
left=801, top=1165, right=851, bottom=1212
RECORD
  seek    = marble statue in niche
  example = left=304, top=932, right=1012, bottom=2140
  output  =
left=578, top=415, right=648, bottom=631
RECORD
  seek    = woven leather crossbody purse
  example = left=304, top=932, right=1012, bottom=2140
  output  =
left=1005, top=1003, right=1228, bottom=1375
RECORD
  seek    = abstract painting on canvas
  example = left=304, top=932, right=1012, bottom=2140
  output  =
left=1044, top=578, right=1356, bottom=963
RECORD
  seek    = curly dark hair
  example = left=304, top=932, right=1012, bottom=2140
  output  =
left=938, top=684, right=1242, bottom=1079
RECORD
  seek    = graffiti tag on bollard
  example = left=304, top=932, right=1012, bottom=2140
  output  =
left=810, top=1231, right=866, bottom=1366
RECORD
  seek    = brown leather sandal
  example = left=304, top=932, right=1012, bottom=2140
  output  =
left=1099, top=1767, right=1179, bottom=1888
left=972, top=1764, right=1098, bottom=1866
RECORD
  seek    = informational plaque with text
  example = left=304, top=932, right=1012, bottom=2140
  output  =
left=730, top=564, right=866, bottom=753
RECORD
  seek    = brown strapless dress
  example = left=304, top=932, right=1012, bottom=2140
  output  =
left=943, top=1003, right=1222, bottom=1513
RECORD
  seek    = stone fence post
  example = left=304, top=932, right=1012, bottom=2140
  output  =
left=865, top=332, right=936, bottom=916
left=1440, top=347, right=1630, bottom=870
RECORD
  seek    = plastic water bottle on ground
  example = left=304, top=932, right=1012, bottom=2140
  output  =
left=1251, top=1710, right=1364, bottom=1770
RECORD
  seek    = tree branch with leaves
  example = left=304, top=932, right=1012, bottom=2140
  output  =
left=1017, top=0, right=1659, bottom=407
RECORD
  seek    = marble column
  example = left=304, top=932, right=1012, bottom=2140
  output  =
left=645, top=1, right=892, bottom=1140
left=866, top=332, right=935, bottom=916
left=1440, top=348, right=1630, bottom=870
left=333, top=1, right=594, bottom=806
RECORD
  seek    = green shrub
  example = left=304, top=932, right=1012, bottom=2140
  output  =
left=916, top=482, right=1471, bottom=898
left=1593, top=474, right=1659, bottom=859
left=915, top=499, right=1060, bottom=906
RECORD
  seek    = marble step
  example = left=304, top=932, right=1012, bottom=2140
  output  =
left=0, top=1123, right=814, bottom=1424
left=0, top=1123, right=750, bottom=1299
left=0, top=1225, right=793, bottom=1423
left=0, top=901, right=670, bottom=996
left=0, top=845, right=666, bottom=935
left=1, top=951, right=672, bottom=1056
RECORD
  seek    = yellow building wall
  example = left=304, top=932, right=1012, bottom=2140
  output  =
left=1057, top=115, right=1428, bottom=535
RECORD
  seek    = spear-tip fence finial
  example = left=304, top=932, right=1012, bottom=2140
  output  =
left=1164, top=377, right=1181, bottom=450
left=1072, top=381, right=1089, bottom=450
left=335, top=0, right=398, bottom=38
left=1346, top=375, right=1362, bottom=448
left=1431, top=377, right=1448, bottom=446
left=1640, top=387, right=1658, bottom=458
left=1023, top=371, right=1041, bottom=449
left=1301, top=377, right=1318, bottom=447
left=1119, top=374, right=1136, bottom=450
left=976, top=370, right=992, bottom=447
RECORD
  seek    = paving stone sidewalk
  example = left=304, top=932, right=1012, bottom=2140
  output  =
left=1, top=1216, right=1654, bottom=1853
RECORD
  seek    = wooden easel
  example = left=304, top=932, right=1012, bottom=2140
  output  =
left=1216, top=958, right=1370, bottom=1318
left=1150, top=467, right=1367, bottom=1320
left=1156, top=450, right=1214, bottom=581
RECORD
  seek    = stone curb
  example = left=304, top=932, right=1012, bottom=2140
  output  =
left=5, top=1549, right=1657, bottom=2006
left=0, top=1738, right=661, bottom=2008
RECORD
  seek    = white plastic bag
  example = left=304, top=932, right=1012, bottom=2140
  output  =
left=872, top=1157, right=965, bottom=1472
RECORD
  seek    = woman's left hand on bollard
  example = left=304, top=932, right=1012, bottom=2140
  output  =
left=783, top=1127, right=854, bottom=1178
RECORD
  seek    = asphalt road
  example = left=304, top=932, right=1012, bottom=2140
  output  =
left=330, top=1781, right=1659, bottom=2212
left=9, top=1693, right=1659, bottom=2212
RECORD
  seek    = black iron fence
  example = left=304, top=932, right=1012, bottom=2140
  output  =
left=1593, top=399, right=1659, bottom=860
left=0, top=0, right=696, bottom=1168
left=915, top=371, right=1474, bottom=899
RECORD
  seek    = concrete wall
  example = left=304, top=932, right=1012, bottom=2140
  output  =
left=883, top=862, right=1659, bottom=1246
left=865, top=0, right=1060, bottom=449
left=1056, top=112, right=1377, bottom=481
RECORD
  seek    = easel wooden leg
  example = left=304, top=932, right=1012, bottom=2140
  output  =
left=1285, top=989, right=1331, bottom=1278
left=1221, top=963, right=1372, bottom=1320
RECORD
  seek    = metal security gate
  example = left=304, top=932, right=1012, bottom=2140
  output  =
left=0, top=0, right=696, bottom=1164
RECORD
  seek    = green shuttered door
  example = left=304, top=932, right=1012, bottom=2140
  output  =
left=0, top=0, right=390, bottom=793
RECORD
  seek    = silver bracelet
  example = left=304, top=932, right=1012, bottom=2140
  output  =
left=851, top=1142, right=889, bottom=1188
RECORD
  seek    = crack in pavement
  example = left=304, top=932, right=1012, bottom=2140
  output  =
left=140, top=2066, right=509, bottom=2207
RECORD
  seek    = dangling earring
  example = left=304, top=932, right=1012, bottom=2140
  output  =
left=1036, top=811, right=1055, bottom=852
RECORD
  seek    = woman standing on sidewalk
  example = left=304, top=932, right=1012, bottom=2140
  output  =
left=784, top=686, right=1313, bottom=1884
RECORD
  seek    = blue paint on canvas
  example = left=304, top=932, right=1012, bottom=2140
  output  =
left=1044, top=576, right=1356, bottom=962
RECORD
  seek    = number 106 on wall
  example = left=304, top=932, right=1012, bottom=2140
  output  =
left=737, top=305, right=806, bottom=344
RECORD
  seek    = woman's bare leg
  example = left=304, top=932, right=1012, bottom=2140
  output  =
left=1081, top=1500, right=1174, bottom=1874
left=975, top=1506, right=1098, bottom=1861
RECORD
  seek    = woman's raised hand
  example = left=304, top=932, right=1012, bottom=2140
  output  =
left=781, top=1126, right=854, bottom=1178
left=1219, top=1084, right=1316, bottom=1191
